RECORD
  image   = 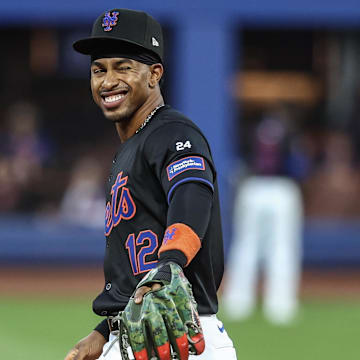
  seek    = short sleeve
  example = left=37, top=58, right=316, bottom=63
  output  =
left=144, top=122, right=215, bottom=203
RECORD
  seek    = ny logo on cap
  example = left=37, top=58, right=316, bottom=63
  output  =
left=102, top=11, right=119, bottom=32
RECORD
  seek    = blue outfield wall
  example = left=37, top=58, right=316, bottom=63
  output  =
left=0, top=216, right=105, bottom=265
left=0, top=216, right=359, bottom=267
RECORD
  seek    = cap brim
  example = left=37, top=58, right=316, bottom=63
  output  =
left=73, top=37, right=151, bottom=56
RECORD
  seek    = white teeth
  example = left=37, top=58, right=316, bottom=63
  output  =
left=104, top=94, right=125, bottom=103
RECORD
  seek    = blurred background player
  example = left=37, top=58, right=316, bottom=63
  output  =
left=223, top=103, right=306, bottom=325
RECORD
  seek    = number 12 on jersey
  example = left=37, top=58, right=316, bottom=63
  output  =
left=125, top=230, right=159, bottom=275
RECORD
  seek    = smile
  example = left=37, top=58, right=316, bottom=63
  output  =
left=104, top=94, right=126, bottom=103
left=101, top=89, right=129, bottom=109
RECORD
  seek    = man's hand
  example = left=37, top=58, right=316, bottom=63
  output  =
left=64, top=330, right=106, bottom=360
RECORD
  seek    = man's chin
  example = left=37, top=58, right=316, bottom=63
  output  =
left=103, top=110, right=127, bottom=123
left=105, top=113, right=121, bottom=122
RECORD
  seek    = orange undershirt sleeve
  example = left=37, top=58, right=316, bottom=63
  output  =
left=158, top=223, right=201, bottom=267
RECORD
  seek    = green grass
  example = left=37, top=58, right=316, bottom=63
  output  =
left=0, top=296, right=100, bottom=360
left=0, top=297, right=359, bottom=360
left=221, top=301, right=360, bottom=360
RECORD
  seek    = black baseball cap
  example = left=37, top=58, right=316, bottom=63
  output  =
left=73, top=9, right=164, bottom=63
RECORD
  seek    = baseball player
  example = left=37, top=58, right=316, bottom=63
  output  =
left=64, top=8, right=237, bottom=360
left=223, top=110, right=303, bottom=325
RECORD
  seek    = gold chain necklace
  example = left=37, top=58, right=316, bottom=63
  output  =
left=135, top=104, right=164, bottom=134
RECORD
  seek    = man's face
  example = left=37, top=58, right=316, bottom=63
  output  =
left=90, top=57, right=151, bottom=122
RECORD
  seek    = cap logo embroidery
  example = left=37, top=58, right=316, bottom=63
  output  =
left=102, top=11, right=119, bottom=32
left=152, top=37, right=159, bottom=47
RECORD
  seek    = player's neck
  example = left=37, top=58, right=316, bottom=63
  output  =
left=115, top=93, right=164, bottom=143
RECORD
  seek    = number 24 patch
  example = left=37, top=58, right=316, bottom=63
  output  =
left=176, top=141, right=192, bottom=151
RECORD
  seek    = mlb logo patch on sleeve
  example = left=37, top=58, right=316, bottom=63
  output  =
left=167, top=156, right=205, bottom=181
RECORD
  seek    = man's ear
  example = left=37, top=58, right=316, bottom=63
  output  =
left=149, top=63, right=164, bottom=88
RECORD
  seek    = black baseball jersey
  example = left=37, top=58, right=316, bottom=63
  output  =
left=93, top=105, right=224, bottom=317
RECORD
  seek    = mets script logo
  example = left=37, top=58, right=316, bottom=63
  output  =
left=105, top=172, right=136, bottom=236
left=102, top=11, right=119, bottom=32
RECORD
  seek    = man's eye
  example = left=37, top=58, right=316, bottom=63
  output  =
left=93, top=68, right=104, bottom=74
left=119, top=66, right=131, bottom=71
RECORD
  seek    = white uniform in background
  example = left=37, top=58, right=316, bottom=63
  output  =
left=223, top=176, right=303, bottom=325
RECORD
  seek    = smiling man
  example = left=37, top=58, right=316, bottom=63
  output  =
left=65, top=8, right=237, bottom=360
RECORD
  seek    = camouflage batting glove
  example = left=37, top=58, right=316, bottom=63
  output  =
left=119, top=262, right=205, bottom=360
